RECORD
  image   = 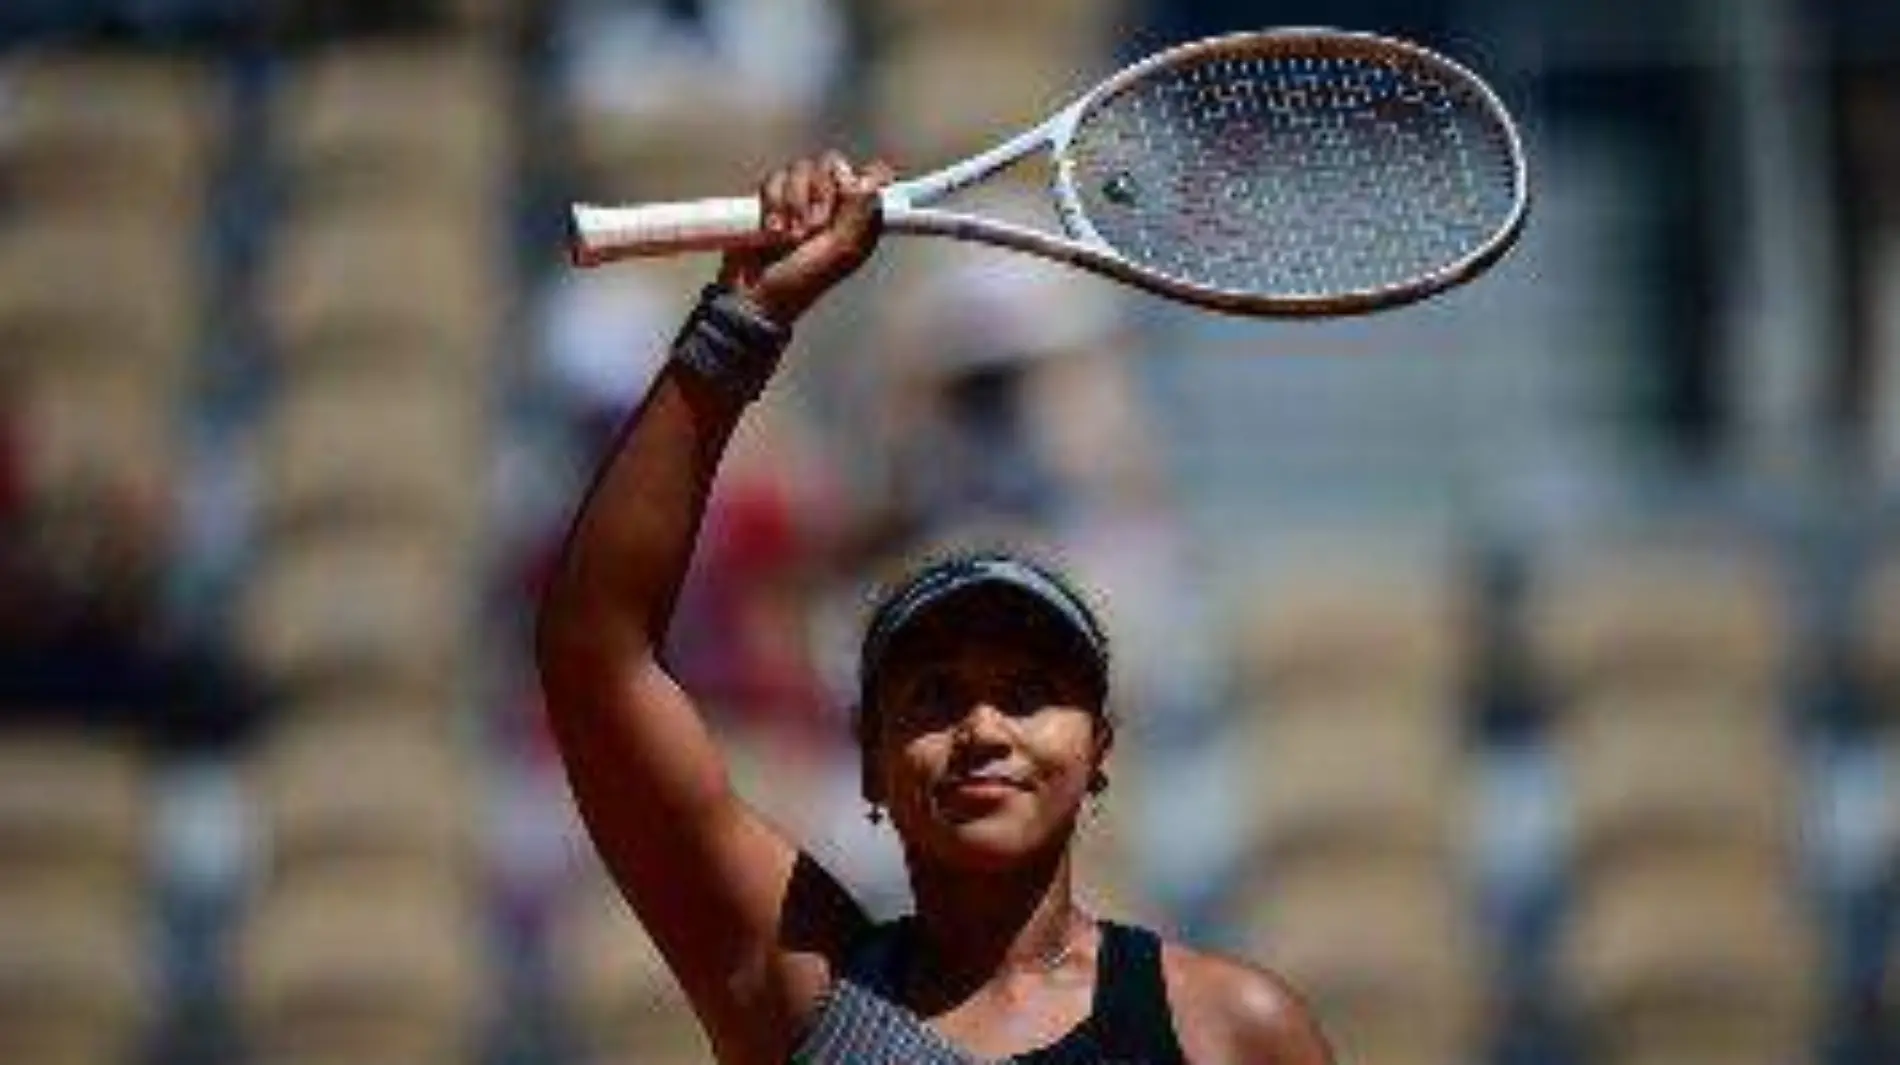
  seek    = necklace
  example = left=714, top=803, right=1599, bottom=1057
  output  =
left=907, top=906, right=1093, bottom=996
left=1022, top=910, right=1088, bottom=975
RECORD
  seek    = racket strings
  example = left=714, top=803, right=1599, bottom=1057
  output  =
left=1064, top=46, right=1520, bottom=299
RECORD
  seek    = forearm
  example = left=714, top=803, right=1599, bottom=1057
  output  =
left=538, top=361, right=745, bottom=661
left=534, top=148, right=884, bottom=748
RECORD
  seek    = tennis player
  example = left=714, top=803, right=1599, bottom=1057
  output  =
left=536, top=152, right=1335, bottom=1065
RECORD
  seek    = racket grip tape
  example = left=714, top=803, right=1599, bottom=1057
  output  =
left=569, top=198, right=773, bottom=266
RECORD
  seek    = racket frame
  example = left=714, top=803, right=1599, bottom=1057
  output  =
left=570, top=27, right=1529, bottom=318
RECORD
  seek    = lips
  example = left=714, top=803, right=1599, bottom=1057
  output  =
left=936, top=772, right=1030, bottom=800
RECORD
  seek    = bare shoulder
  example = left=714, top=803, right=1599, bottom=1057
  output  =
left=1160, top=939, right=1336, bottom=1065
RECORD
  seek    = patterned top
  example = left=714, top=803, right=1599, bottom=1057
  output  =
left=791, top=918, right=1189, bottom=1065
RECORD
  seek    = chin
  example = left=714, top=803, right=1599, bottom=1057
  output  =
left=916, top=814, right=1067, bottom=874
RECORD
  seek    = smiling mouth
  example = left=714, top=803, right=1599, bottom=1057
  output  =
left=937, top=774, right=1028, bottom=800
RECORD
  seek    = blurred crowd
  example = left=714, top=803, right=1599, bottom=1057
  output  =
left=0, top=2, right=1897, bottom=1065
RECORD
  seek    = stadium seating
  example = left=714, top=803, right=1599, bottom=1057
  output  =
left=1234, top=699, right=1467, bottom=877
left=5, top=10, right=1894, bottom=1065
left=260, top=207, right=502, bottom=374
left=1222, top=545, right=1481, bottom=1065
left=548, top=871, right=706, bottom=1065
left=0, top=729, right=148, bottom=901
left=562, top=87, right=811, bottom=206
left=0, top=46, right=214, bottom=1065
left=0, top=52, right=223, bottom=217
left=234, top=868, right=491, bottom=1065
left=270, top=42, right=510, bottom=217
left=233, top=523, right=474, bottom=698
left=865, top=35, right=1105, bottom=178
left=0, top=215, right=201, bottom=363
left=1524, top=535, right=1815, bottom=1065
left=250, top=369, right=490, bottom=539
left=247, top=713, right=483, bottom=886
left=1521, top=540, right=1790, bottom=702
left=1233, top=554, right=1478, bottom=704
left=0, top=214, right=201, bottom=501
left=1236, top=858, right=1488, bottom=1065
left=1554, top=853, right=1820, bottom=1065
left=0, top=889, right=153, bottom=1065
left=1556, top=692, right=1799, bottom=876
left=866, top=0, right=1129, bottom=51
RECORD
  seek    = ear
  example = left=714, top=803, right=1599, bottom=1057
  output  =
left=1091, top=712, right=1116, bottom=780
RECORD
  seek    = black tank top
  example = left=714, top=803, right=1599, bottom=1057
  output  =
left=792, top=918, right=1190, bottom=1064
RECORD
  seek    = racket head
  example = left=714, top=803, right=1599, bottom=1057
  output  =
left=1048, top=28, right=1529, bottom=317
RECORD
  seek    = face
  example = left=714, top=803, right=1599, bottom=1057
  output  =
left=865, top=607, right=1109, bottom=873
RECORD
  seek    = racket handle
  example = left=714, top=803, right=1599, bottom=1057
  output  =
left=569, top=198, right=773, bottom=266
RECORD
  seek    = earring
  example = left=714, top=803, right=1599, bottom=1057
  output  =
left=866, top=804, right=885, bottom=825
left=1086, top=770, right=1108, bottom=820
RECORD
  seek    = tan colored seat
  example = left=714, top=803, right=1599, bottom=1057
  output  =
left=1234, top=704, right=1468, bottom=877
left=1232, top=557, right=1477, bottom=704
left=1556, top=856, right=1820, bottom=1065
left=1522, top=542, right=1788, bottom=702
left=867, top=36, right=1104, bottom=174
left=1235, top=861, right=1486, bottom=1065
left=0, top=891, right=152, bottom=1065
left=235, top=525, right=473, bottom=696
left=0, top=730, right=148, bottom=901
left=7, top=355, right=184, bottom=505
left=235, top=870, right=490, bottom=1065
left=247, top=714, right=482, bottom=885
left=0, top=52, right=222, bottom=215
left=868, top=0, right=1128, bottom=54
left=548, top=871, right=707, bottom=1065
left=0, top=215, right=201, bottom=372
left=1557, top=696, right=1798, bottom=875
left=261, top=207, right=502, bottom=372
left=275, top=682, right=464, bottom=730
left=251, top=372, right=489, bottom=538
left=271, top=43, right=510, bottom=214
left=563, top=87, right=812, bottom=205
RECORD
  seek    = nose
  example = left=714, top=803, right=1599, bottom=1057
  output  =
left=953, top=700, right=1013, bottom=750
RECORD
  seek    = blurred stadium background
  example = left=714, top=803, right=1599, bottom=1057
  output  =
left=0, top=1, right=1897, bottom=1064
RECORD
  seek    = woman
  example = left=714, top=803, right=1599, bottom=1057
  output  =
left=535, top=152, right=1334, bottom=1064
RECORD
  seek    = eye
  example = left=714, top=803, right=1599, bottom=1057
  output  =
left=898, top=671, right=958, bottom=726
left=1009, top=673, right=1057, bottom=715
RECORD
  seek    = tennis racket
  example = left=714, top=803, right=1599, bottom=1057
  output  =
left=568, top=28, right=1528, bottom=317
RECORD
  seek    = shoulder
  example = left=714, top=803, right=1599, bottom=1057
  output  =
left=1158, top=938, right=1336, bottom=1065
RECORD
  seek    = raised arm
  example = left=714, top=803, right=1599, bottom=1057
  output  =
left=535, top=153, right=891, bottom=1064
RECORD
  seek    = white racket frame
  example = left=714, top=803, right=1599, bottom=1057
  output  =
left=569, top=28, right=1529, bottom=317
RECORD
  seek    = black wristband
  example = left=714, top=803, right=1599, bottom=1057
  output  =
left=669, top=284, right=791, bottom=404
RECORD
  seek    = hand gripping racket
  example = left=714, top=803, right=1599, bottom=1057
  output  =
left=568, top=28, right=1528, bottom=317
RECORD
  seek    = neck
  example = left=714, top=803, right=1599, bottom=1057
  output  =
left=901, top=840, right=1090, bottom=1002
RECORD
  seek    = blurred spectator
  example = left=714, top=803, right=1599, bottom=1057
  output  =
left=530, top=260, right=846, bottom=742
left=0, top=476, right=253, bottom=749
left=555, top=0, right=843, bottom=126
left=0, top=0, right=250, bottom=47
left=535, top=263, right=689, bottom=445
left=668, top=403, right=847, bottom=742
